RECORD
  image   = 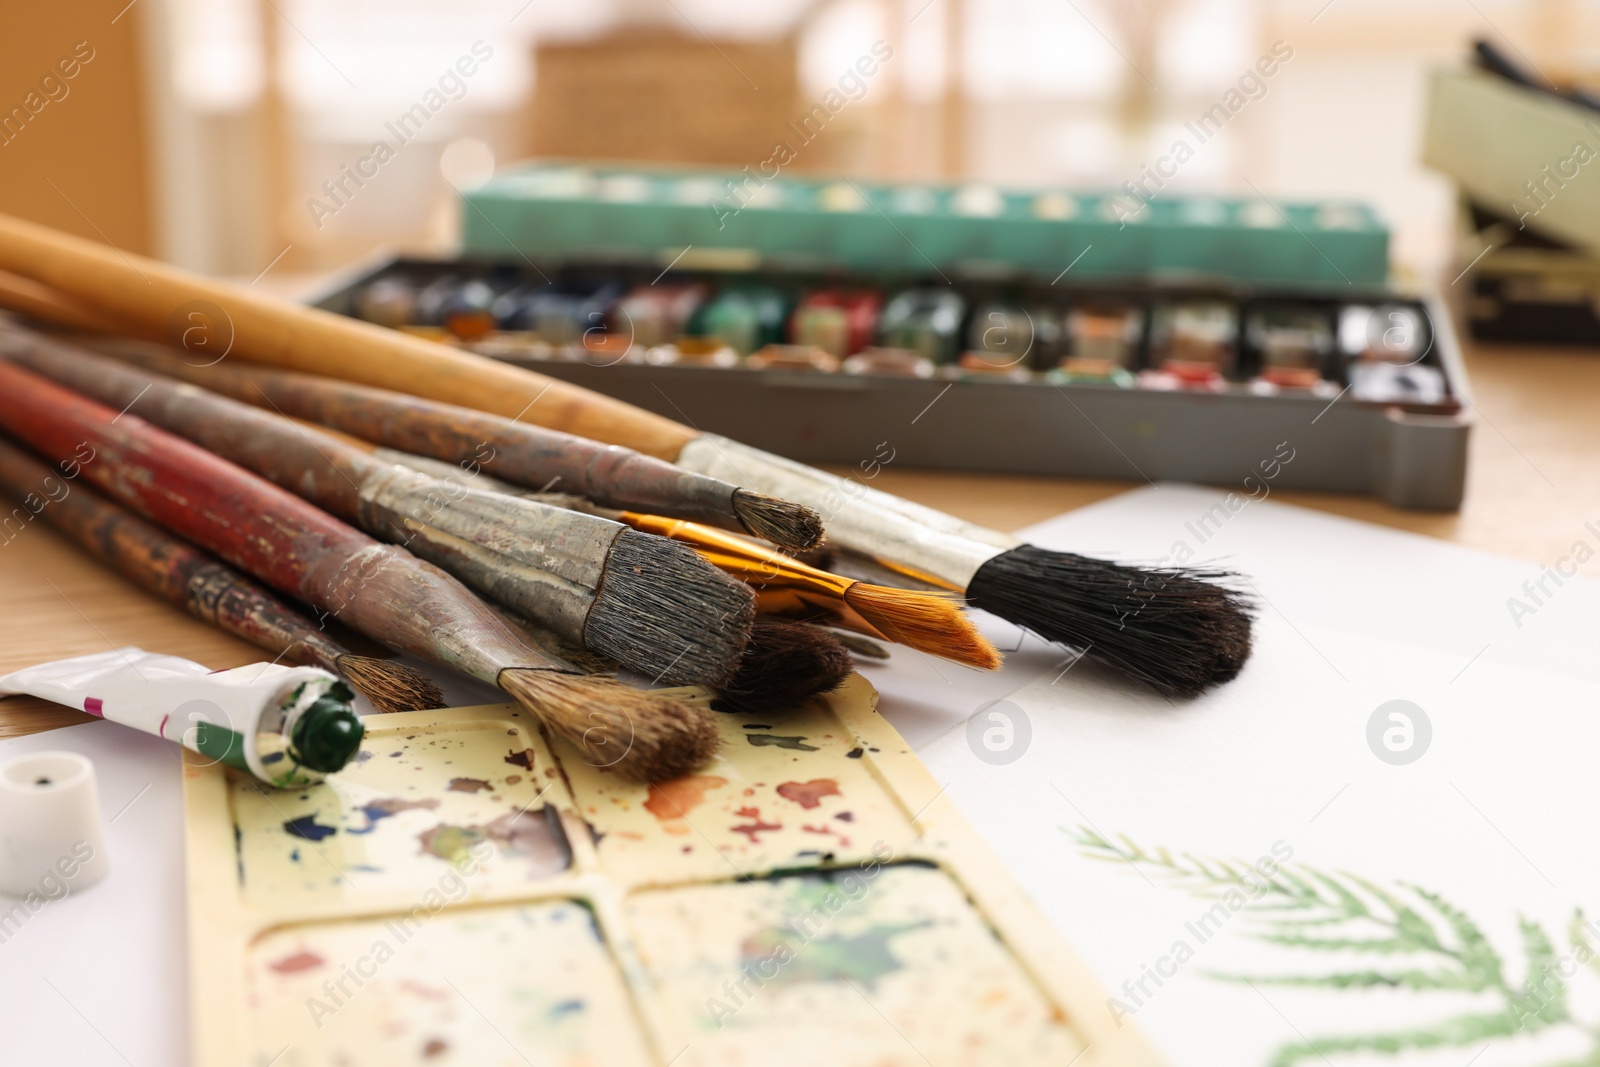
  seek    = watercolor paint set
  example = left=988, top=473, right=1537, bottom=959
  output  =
left=315, top=256, right=1473, bottom=509
left=181, top=677, right=1155, bottom=1066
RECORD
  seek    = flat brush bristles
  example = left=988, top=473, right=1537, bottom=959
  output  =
left=968, top=546, right=1254, bottom=698
left=587, top=529, right=755, bottom=688
left=730, top=490, right=824, bottom=552
left=498, top=668, right=720, bottom=782
left=842, top=584, right=1003, bottom=671
left=720, top=618, right=854, bottom=712
left=608, top=513, right=1000, bottom=670
left=333, top=654, right=444, bottom=714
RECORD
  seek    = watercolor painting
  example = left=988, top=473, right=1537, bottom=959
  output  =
left=1076, top=828, right=1600, bottom=1066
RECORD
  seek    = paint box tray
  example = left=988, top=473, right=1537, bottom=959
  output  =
left=311, top=256, right=1474, bottom=510
left=183, top=676, right=1157, bottom=1066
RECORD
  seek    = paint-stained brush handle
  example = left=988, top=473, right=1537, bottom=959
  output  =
left=0, top=211, right=698, bottom=458
left=0, top=360, right=568, bottom=684
left=0, top=435, right=355, bottom=673
left=84, top=340, right=820, bottom=549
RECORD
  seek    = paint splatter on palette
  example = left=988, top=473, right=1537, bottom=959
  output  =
left=184, top=675, right=1158, bottom=1066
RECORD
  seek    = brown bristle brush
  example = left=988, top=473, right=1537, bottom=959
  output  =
left=0, top=329, right=757, bottom=691
left=85, top=339, right=824, bottom=553
left=0, top=435, right=442, bottom=714
left=0, top=358, right=718, bottom=782
left=718, top=617, right=856, bottom=712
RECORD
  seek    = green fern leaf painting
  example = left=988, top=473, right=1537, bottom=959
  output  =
left=1072, top=827, right=1600, bottom=1067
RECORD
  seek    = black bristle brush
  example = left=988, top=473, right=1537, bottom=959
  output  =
left=673, top=436, right=1255, bottom=698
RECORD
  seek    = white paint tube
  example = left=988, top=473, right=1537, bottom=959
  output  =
left=0, top=648, right=364, bottom=788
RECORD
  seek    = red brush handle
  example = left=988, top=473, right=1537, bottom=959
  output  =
left=0, top=436, right=351, bottom=671
left=0, top=360, right=363, bottom=597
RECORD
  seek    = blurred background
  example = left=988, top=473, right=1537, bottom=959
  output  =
left=6, top=0, right=1590, bottom=285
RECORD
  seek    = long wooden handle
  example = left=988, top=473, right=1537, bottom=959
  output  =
left=0, top=267, right=131, bottom=336
left=0, top=212, right=699, bottom=460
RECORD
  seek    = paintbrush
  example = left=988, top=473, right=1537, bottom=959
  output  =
left=0, top=330, right=756, bottom=691
left=83, top=340, right=824, bottom=553
left=0, top=214, right=1251, bottom=696
left=0, top=436, right=442, bottom=714
left=324, top=445, right=996, bottom=669
left=0, top=361, right=718, bottom=782
left=371, top=454, right=1000, bottom=671
left=556, top=502, right=1003, bottom=670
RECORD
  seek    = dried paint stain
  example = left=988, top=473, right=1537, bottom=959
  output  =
left=268, top=950, right=324, bottom=974
left=446, top=777, right=492, bottom=793
left=283, top=815, right=337, bottom=841
left=350, top=797, right=439, bottom=835
left=642, top=775, right=728, bottom=835
left=746, top=734, right=819, bottom=752
left=738, top=921, right=929, bottom=991
left=417, top=806, right=572, bottom=878
left=730, top=806, right=782, bottom=844
left=775, top=778, right=840, bottom=810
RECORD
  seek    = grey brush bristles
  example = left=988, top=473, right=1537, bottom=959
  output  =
left=333, top=654, right=445, bottom=713
left=718, top=617, right=855, bottom=712
left=967, top=546, right=1254, bottom=698
left=497, top=668, right=720, bottom=782
left=585, top=528, right=756, bottom=688
left=730, top=489, right=824, bottom=552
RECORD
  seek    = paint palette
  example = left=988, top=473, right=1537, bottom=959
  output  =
left=184, top=677, right=1158, bottom=1066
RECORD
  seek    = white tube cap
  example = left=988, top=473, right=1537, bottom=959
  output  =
left=0, top=751, right=109, bottom=899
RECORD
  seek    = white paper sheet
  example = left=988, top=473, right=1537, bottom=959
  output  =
left=7, top=483, right=1597, bottom=1067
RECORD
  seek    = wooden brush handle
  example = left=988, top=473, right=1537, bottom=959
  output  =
left=0, top=436, right=351, bottom=672
left=103, top=344, right=749, bottom=525
left=3, top=334, right=379, bottom=522
left=0, top=268, right=130, bottom=336
left=0, top=212, right=699, bottom=460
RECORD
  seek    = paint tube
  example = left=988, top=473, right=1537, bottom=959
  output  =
left=0, top=648, right=364, bottom=788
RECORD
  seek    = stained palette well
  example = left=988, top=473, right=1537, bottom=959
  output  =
left=229, top=717, right=575, bottom=905
left=247, top=900, right=652, bottom=1067
left=626, top=863, right=1084, bottom=1066
left=559, top=695, right=914, bottom=884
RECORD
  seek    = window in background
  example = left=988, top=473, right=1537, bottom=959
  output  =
left=150, top=0, right=1578, bottom=279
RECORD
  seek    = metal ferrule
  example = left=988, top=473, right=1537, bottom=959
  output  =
left=676, top=435, right=1018, bottom=589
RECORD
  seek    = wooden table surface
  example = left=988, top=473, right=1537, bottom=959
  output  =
left=3, top=317, right=1596, bottom=739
